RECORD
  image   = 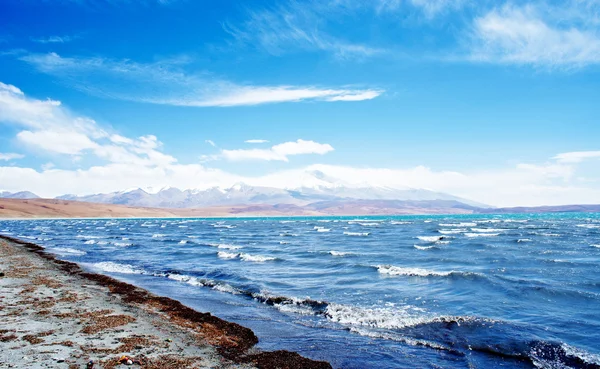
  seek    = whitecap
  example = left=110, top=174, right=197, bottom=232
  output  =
left=240, top=253, right=276, bottom=262
left=470, top=228, right=505, bottom=233
left=50, top=247, right=87, bottom=256
left=179, top=240, right=188, bottom=244
left=416, top=236, right=445, bottom=242
left=91, top=262, right=145, bottom=274
left=210, top=243, right=242, bottom=250
left=591, top=244, right=600, bottom=248
left=464, top=233, right=499, bottom=237
left=329, top=250, right=352, bottom=257
left=84, top=240, right=96, bottom=245
left=390, top=221, right=411, bottom=225
left=343, top=232, right=370, bottom=237
left=112, top=242, right=133, bottom=247
left=414, top=245, right=437, bottom=250
left=217, top=251, right=239, bottom=259
left=152, top=233, right=166, bottom=238
left=438, top=229, right=466, bottom=234
left=376, top=265, right=452, bottom=277
left=517, top=238, right=532, bottom=243
left=316, top=228, right=331, bottom=232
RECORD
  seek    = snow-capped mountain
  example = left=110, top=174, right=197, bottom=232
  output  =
left=0, top=191, right=40, bottom=199
left=56, top=181, right=488, bottom=209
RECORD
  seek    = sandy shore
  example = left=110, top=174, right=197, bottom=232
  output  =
left=0, top=236, right=332, bottom=369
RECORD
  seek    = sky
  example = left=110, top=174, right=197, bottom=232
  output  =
left=0, top=0, right=599, bottom=207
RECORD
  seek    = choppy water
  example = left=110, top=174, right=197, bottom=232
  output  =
left=1, top=213, right=600, bottom=368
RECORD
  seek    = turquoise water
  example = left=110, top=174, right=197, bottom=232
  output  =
left=1, top=213, right=599, bottom=368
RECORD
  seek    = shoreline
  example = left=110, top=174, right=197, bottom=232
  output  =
left=0, top=235, right=332, bottom=369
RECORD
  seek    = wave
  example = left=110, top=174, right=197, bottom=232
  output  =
left=329, top=250, right=352, bottom=257
left=439, top=222, right=477, bottom=227
left=76, top=235, right=105, bottom=239
left=390, top=221, right=412, bottom=225
left=90, top=261, right=145, bottom=275
left=212, top=224, right=235, bottom=229
left=49, top=247, right=87, bottom=256
left=376, top=265, right=451, bottom=277
left=112, top=242, right=133, bottom=247
left=240, top=253, right=277, bottom=262
left=413, top=245, right=437, bottom=250
left=591, top=244, right=600, bottom=248
left=279, top=233, right=298, bottom=237
left=470, top=228, right=505, bottom=233
left=217, top=251, right=239, bottom=259
left=217, top=251, right=277, bottom=262
left=316, top=228, right=331, bottom=232
left=464, top=233, right=499, bottom=237
left=209, top=243, right=242, bottom=250
left=517, top=238, right=532, bottom=243
left=343, top=232, right=370, bottom=237
left=152, top=233, right=166, bottom=238
left=577, top=224, right=600, bottom=229
left=416, top=236, right=447, bottom=242
left=178, top=240, right=188, bottom=244
left=438, top=229, right=466, bottom=234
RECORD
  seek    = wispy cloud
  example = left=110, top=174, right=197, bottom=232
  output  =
left=205, top=140, right=217, bottom=147
left=553, top=150, right=600, bottom=163
left=0, top=153, right=24, bottom=161
left=18, top=52, right=383, bottom=106
left=470, top=4, right=600, bottom=68
left=31, top=35, right=79, bottom=44
left=221, top=139, right=334, bottom=162
left=245, top=139, right=269, bottom=144
left=224, top=1, right=386, bottom=60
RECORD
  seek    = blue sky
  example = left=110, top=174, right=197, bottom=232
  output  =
left=0, top=0, right=599, bottom=206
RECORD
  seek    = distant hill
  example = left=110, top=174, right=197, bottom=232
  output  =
left=0, top=191, right=40, bottom=199
left=1, top=198, right=597, bottom=219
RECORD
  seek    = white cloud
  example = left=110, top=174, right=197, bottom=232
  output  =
left=245, top=139, right=269, bottom=144
left=553, top=150, right=600, bottom=163
left=0, top=153, right=24, bottom=161
left=205, top=140, right=216, bottom=147
left=471, top=4, right=600, bottom=67
left=18, top=52, right=383, bottom=106
left=221, top=139, right=334, bottom=162
left=17, top=130, right=99, bottom=155
left=0, top=81, right=176, bottom=167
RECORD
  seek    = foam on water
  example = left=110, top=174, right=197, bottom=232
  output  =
left=49, top=247, right=87, bottom=256
left=464, top=233, right=499, bottom=237
left=438, top=229, right=466, bottom=234
left=240, top=253, right=276, bottom=262
left=416, top=236, right=446, bottom=242
left=91, top=261, right=145, bottom=274
left=470, top=228, right=505, bottom=233
left=217, top=251, right=239, bottom=259
left=414, top=245, right=437, bottom=250
left=209, top=243, right=242, bottom=250
left=376, top=265, right=453, bottom=277
left=343, top=232, right=370, bottom=237
left=329, top=250, right=352, bottom=257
